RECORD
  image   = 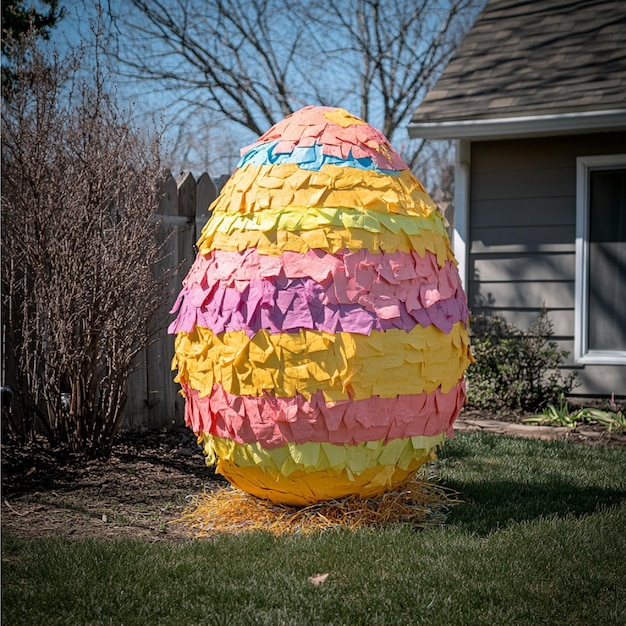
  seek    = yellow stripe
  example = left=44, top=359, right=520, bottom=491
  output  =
left=198, top=224, right=454, bottom=265
left=199, top=225, right=454, bottom=265
left=215, top=452, right=435, bottom=505
left=200, top=432, right=444, bottom=473
left=173, top=324, right=471, bottom=401
left=210, top=164, right=436, bottom=217
left=199, top=206, right=447, bottom=248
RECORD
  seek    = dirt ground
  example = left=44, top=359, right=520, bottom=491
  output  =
left=1, top=427, right=222, bottom=542
left=2, top=412, right=625, bottom=542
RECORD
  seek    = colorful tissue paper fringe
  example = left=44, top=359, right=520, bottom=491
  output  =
left=170, top=106, right=473, bottom=505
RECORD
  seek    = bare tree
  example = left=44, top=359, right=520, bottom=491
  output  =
left=1, top=0, right=65, bottom=93
left=1, top=30, right=168, bottom=457
left=112, top=0, right=482, bottom=172
left=301, top=0, right=478, bottom=171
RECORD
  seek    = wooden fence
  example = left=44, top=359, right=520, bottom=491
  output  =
left=123, top=171, right=219, bottom=431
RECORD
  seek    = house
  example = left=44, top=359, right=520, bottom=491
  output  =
left=409, top=0, right=626, bottom=397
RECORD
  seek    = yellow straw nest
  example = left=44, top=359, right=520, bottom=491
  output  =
left=177, top=473, right=461, bottom=537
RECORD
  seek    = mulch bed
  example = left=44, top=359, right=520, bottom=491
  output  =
left=1, top=428, right=222, bottom=542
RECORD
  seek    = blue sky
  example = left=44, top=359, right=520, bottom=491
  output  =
left=43, top=0, right=481, bottom=184
left=44, top=0, right=245, bottom=178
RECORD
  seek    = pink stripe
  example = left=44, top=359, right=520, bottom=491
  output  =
left=182, top=381, right=466, bottom=448
left=241, top=106, right=408, bottom=171
left=169, top=248, right=469, bottom=336
left=175, top=248, right=456, bottom=287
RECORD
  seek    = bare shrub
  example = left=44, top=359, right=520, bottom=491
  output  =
left=1, top=32, right=167, bottom=457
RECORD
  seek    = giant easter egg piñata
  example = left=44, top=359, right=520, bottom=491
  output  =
left=170, top=106, right=472, bottom=505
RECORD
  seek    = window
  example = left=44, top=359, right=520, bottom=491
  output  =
left=575, top=155, right=626, bottom=364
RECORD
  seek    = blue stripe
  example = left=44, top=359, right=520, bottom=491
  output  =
left=238, top=141, right=400, bottom=174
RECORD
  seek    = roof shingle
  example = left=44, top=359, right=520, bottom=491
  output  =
left=410, top=0, right=626, bottom=126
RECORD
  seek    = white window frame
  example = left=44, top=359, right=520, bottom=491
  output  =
left=453, top=139, right=471, bottom=291
left=575, top=154, right=626, bottom=364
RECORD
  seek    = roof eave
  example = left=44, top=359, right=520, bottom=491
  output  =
left=408, top=108, right=626, bottom=140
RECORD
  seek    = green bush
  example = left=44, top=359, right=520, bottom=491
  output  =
left=465, top=311, right=578, bottom=412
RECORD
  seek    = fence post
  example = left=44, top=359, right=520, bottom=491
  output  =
left=125, top=171, right=216, bottom=431
left=125, top=171, right=180, bottom=430
left=196, top=171, right=216, bottom=236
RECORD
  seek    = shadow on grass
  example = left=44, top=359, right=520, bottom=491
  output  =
left=436, top=431, right=626, bottom=535
left=442, top=476, right=626, bottom=535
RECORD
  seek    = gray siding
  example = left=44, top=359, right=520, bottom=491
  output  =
left=468, top=131, right=626, bottom=396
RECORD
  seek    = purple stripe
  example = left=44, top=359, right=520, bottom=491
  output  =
left=169, top=275, right=467, bottom=336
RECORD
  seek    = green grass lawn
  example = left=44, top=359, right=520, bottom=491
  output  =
left=3, top=432, right=625, bottom=625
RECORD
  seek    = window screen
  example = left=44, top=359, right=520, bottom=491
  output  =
left=587, top=168, right=626, bottom=352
